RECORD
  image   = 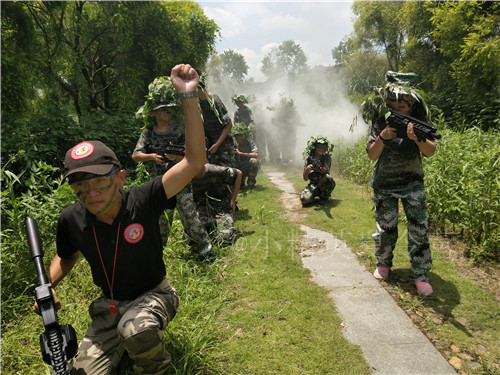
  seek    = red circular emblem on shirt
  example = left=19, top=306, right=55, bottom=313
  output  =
left=124, top=223, right=144, bottom=244
left=71, top=142, right=94, bottom=160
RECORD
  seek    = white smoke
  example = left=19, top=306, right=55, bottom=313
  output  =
left=207, top=67, right=367, bottom=166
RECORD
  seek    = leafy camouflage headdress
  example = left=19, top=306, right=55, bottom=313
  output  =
left=135, top=77, right=181, bottom=128
left=231, top=123, right=254, bottom=138
left=232, top=94, right=249, bottom=104
left=302, top=136, right=334, bottom=159
left=360, top=71, right=430, bottom=124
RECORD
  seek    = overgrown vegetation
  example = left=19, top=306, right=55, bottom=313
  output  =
left=333, top=1, right=500, bottom=129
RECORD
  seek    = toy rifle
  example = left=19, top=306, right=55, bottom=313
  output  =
left=387, top=108, right=441, bottom=142
left=25, top=218, right=78, bottom=375
left=156, top=143, right=186, bottom=160
left=306, top=156, right=326, bottom=184
left=308, top=157, right=325, bottom=173
left=156, top=141, right=212, bottom=163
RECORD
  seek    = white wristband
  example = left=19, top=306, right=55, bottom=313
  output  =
left=178, top=91, right=198, bottom=100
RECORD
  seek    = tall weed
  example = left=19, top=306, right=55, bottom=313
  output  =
left=424, top=127, right=500, bottom=260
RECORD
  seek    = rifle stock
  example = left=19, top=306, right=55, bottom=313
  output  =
left=25, top=218, right=78, bottom=375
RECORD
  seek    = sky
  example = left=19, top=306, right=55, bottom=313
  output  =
left=199, top=1, right=355, bottom=82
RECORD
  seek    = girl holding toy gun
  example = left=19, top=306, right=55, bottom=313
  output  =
left=364, top=71, right=436, bottom=296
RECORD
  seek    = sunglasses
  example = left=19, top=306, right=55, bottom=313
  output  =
left=70, top=169, right=120, bottom=196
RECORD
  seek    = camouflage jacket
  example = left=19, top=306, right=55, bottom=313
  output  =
left=133, top=124, right=185, bottom=176
left=366, top=116, right=424, bottom=192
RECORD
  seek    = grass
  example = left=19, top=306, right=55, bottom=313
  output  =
left=210, top=176, right=370, bottom=374
left=2, top=166, right=498, bottom=374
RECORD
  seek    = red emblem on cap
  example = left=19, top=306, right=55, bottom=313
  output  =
left=71, top=142, right=94, bottom=160
left=124, top=223, right=144, bottom=244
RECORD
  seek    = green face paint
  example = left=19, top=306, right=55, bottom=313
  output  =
left=95, top=184, right=118, bottom=215
left=78, top=177, right=117, bottom=215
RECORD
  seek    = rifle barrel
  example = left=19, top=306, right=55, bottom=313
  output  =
left=25, top=218, right=50, bottom=286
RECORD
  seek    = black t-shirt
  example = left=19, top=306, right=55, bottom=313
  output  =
left=57, top=176, right=176, bottom=300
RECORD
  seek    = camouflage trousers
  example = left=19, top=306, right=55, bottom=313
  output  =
left=165, top=183, right=212, bottom=255
left=209, top=141, right=235, bottom=168
left=300, top=174, right=336, bottom=205
left=199, top=210, right=235, bottom=246
left=71, top=278, right=179, bottom=375
left=372, top=183, right=433, bottom=282
left=239, top=158, right=260, bottom=187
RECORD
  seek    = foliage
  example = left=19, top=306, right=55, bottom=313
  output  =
left=1, top=107, right=142, bottom=179
left=261, top=40, right=308, bottom=78
left=302, top=136, right=335, bottom=159
left=78, top=109, right=143, bottom=173
left=424, top=126, right=500, bottom=261
left=335, top=140, right=374, bottom=186
left=2, top=1, right=218, bottom=117
left=334, top=50, right=387, bottom=95
left=351, top=1, right=406, bottom=71
left=135, top=76, right=183, bottom=128
left=231, top=122, right=254, bottom=138
left=1, top=157, right=75, bottom=321
left=1, top=1, right=39, bottom=114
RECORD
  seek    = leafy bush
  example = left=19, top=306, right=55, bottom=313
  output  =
left=1, top=156, right=75, bottom=322
left=334, top=139, right=373, bottom=185
left=78, top=109, right=143, bottom=172
left=424, top=126, right=500, bottom=261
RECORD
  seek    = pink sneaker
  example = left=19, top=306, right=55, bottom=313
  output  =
left=373, top=267, right=389, bottom=280
left=415, top=281, right=433, bottom=296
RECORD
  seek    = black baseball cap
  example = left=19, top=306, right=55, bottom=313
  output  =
left=64, top=141, right=121, bottom=179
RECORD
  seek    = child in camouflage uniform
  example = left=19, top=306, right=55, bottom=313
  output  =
left=364, top=71, right=436, bottom=296
left=233, top=123, right=260, bottom=189
left=300, top=136, right=336, bottom=205
left=36, top=65, right=205, bottom=374
left=192, top=163, right=242, bottom=246
left=133, top=77, right=212, bottom=257
left=232, top=94, right=254, bottom=128
left=196, top=70, right=236, bottom=167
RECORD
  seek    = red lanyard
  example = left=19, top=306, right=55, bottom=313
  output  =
left=93, top=221, right=121, bottom=315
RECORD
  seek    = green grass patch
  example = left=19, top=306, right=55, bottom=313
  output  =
left=210, top=173, right=370, bottom=375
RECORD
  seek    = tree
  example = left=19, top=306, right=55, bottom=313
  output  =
left=402, top=1, right=500, bottom=127
left=351, top=1, right=406, bottom=72
left=1, top=2, right=40, bottom=114
left=261, top=40, right=308, bottom=78
left=1, top=1, right=220, bottom=174
left=219, top=50, right=249, bottom=83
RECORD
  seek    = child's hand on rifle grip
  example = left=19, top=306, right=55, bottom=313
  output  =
left=33, top=288, right=61, bottom=314
left=407, top=123, right=421, bottom=142
left=380, top=126, right=397, bottom=141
